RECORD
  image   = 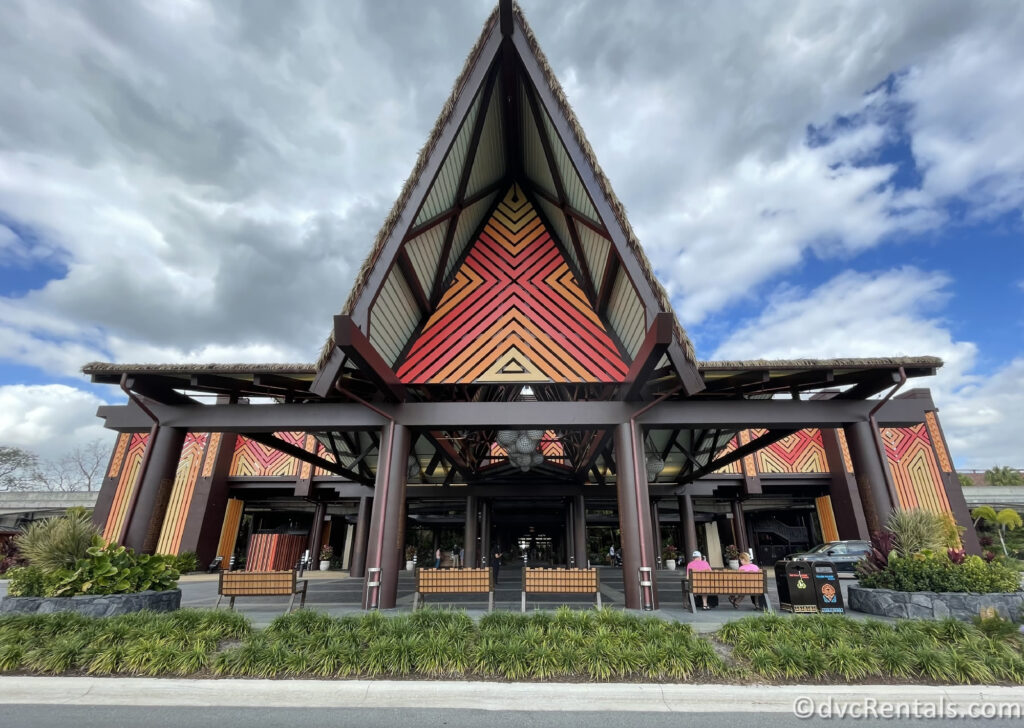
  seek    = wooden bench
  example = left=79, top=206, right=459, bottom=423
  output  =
left=522, top=568, right=601, bottom=612
left=216, top=570, right=308, bottom=613
left=681, top=569, right=773, bottom=613
left=413, top=568, right=493, bottom=611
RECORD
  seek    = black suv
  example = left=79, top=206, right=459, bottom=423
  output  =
left=786, top=540, right=871, bottom=572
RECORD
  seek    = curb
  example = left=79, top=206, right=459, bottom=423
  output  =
left=1, top=677, right=1023, bottom=711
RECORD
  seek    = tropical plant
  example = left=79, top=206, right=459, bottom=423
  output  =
left=885, top=508, right=946, bottom=556
left=723, top=544, right=740, bottom=561
left=983, top=466, right=1024, bottom=486
left=971, top=506, right=1023, bottom=556
left=661, top=544, right=678, bottom=562
left=855, top=530, right=896, bottom=578
left=957, top=473, right=974, bottom=487
left=319, top=545, right=334, bottom=562
left=15, top=508, right=99, bottom=571
left=0, top=537, right=26, bottom=574
left=172, top=552, right=199, bottom=574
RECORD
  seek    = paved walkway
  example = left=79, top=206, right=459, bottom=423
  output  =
left=3, top=567, right=872, bottom=631
left=165, top=567, right=868, bottom=630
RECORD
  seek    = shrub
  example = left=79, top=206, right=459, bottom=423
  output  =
left=0, top=538, right=26, bottom=575
left=5, top=565, right=66, bottom=597
left=15, top=508, right=98, bottom=572
left=172, top=552, right=199, bottom=574
left=49, top=539, right=179, bottom=596
left=858, top=552, right=1020, bottom=593
left=886, top=509, right=947, bottom=556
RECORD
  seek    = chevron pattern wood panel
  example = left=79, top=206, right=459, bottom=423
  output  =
left=397, top=184, right=629, bottom=384
left=751, top=428, right=829, bottom=473
left=230, top=432, right=306, bottom=478
left=102, top=432, right=149, bottom=542
left=882, top=425, right=953, bottom=514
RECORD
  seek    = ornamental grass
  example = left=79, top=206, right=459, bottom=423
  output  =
left=719, top=614, right=1024, bottom=684
left=1, top=608, right=1023, bottom=684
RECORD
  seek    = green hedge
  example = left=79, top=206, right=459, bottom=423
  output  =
left=859, top=553, right=1020, bottom=593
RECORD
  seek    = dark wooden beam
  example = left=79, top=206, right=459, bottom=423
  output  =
left=124, top=376, right=195, bottom=406
left=252, top=373, right=311, bottom=393
left=97, top=395, right=934, bottom=433
left=245, top=432, right=372, bottom=485
left=333, top=315, right=407, bottom=402
left=396, top=249, right=429, bottom=313
left=619, top=312, right=673, bottom=400
left=402, top=180, right=506, bottom=242
left=678, top=429, right=797, bottom=486
left=596, top=252, right=618, bottom=316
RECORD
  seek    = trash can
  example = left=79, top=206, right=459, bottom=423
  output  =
left=810, top=560, right=845, bottom=614
left=774, top=559, right=818, bottom=613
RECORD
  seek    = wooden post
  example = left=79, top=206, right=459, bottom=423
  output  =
left=678, top=494, right=698, bottom=558
left=464, top=495, right=479, bottom=567
left=843, top=420, right=893, bottom=533
left=363, top=423, right=410, bottom=609
left=349, top=497, right=371, bottom=577
left=124, top=427, right=186, bottom=554
left=573, top=494, right=588, bottom=567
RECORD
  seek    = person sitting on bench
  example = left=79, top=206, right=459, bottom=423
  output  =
left=729, top=552, right=762, bottom=608
left=685, top=550, right=712, bottom=610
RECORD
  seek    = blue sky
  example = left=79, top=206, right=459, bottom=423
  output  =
left=0, top=0, right=1021, bottom=469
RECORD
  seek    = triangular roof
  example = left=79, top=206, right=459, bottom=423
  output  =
left=314, top=0, right=703, bottom=398
left=396, top=184, right=629, bottom=385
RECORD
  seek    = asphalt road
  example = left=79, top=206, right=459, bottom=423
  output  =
left=3, top=706, right=1021, bottom=728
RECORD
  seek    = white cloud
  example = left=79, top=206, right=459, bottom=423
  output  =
left=0, top=384, right=112, bottom=458
left=712, top=268, right=1020, bottom=467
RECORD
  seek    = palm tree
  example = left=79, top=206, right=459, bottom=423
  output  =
left=983, top=466, right=1024, bottom=486
left=971, top=506, right=1024, bottom=556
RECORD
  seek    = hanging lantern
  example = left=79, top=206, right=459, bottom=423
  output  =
left=530, top=452, right=544, bottom=467
left=513, top=434, right=535, bottom=454
left=646, top=454, right=665, bottom=482
left=497, top=430, right=519, bottom=447
left=525, top=430, right=545, bottom=441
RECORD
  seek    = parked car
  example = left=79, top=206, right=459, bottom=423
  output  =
left=786, top=540, right=871, bottom=571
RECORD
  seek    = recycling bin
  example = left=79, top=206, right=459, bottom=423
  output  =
left=810, top=560, right=845, bottom=614
left=774, top=559, right=818, bottom=613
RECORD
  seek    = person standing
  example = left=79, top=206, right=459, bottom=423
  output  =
left=608, top=544, right=616, bottom=565
left=492, top=547, right=502, bottom=585
left=434, top=547, right=441, bottom=569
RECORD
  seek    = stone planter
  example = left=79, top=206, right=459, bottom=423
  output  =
left=848, top=585, right=1024, bottom=621
left=665, top=559, right=676, bottom=571
left=406, top=560, right=415, bottom=571
left=319, top=560, right=330, bottom=571
left=0, top=589, right=181, bottom=617
left=727, top=559, right=740, bottom=570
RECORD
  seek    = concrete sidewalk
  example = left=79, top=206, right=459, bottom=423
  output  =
left=1, top=677, right=1022, bottom=712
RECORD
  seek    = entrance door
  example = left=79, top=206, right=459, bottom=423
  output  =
left=490, top=499, right=569, bottom=567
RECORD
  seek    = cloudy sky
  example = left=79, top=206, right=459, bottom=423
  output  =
left=0, top=0, right=1020, bottom=469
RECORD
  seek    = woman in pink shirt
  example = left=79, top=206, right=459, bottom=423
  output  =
left=686, top=550, right=712, bottom=610
left=730, top=552, right=761, bottom=608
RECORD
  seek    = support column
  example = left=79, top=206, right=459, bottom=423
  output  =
left=480, top=500, right=492, bottom=565
left=349, top=497, right=371, bottom=578
left=124, top=427, right=187, bottom=554
left=677, top=494, right=698, bottom=558
left=614, top=422, right=658, bottom=610
left=464, top=495, right=478, bottom=568
left=573, top=494, right=588, bottom=568
left=308, top=501, right=327, bottom=565
left=731, top=500, right=749, bottom=553
left=363, top=423, right=411, bottom=609
left=820, top=428, right=869, bottom=540
left=844, top=421, right=893, bottom=534
left=565, top=500, right=575, bottom=566
left=650, top=499, right=661, bottom=566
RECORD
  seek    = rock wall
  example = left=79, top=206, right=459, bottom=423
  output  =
left=849, top=586, right=1024, bottom=620
left=0, top=589, right=181, bottom=616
